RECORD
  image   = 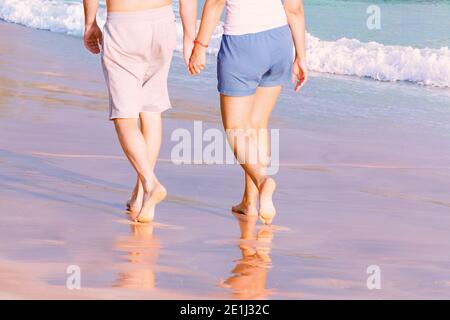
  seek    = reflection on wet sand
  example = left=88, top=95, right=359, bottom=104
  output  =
left=114, top=222, right=160, bottom=290
left=222, top=213, right=274, bottom=299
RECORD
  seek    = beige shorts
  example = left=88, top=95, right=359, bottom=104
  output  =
left=101, top=5, right=176, bottom=120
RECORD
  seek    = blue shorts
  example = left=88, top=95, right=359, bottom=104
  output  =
left=217, top=25, right=294, bottom=97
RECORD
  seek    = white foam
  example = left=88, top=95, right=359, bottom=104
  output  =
left=0, top=0, right=106, bottom=35
left=307, top=34, right=450, bottom=88
left=1, top=0, right=449, bottom=88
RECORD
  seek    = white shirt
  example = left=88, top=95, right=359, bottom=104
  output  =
left=224, top=0, right=288, bottom=35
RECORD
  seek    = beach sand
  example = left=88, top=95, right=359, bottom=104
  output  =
left=1, top=21, right=450, bottom=299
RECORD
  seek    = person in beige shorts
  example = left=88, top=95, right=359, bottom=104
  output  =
left=83, top=0, right=197, bottom=222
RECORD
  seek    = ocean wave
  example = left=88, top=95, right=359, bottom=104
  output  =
left=1, top=0, right=449, bottom=88
left=307, top=35, right=450, bottom=88
left=0, top=0, right=106, bottom=35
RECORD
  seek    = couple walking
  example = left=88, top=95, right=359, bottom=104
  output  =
left=83, top=0, right=308, bottom=225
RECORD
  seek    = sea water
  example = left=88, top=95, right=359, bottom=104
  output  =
left=1, top=0, right=450, bottom=138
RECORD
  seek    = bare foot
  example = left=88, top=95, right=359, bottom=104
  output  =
left=126, top=198, right=142, bottom=213
left=125, top=205, right=155, bottom=223
left=258, top=177, right=276, bottom=225
left=232, top=201, right=258, bottom=216
left=132, top=204, right=156, bottom=223
left=130, top=182, right=167, bottom=223
left=126, top=182, right=143, bottom=213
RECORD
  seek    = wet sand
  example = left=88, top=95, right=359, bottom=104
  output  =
left=1, top=21, right=450, bottom=299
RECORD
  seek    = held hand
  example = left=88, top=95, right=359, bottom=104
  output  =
left=292, top=57, right=308, bottom=92
left=188, top=44, right=206, bottom=76
left=84, top=22, right=103, bottom=54
left=183, top=35, right=195, bottom=68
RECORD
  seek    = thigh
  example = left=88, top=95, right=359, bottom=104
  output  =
left=252, top=86, right=282, bottom=127
left=220, top=94, right=255, bottom=130
left=139, top=112, right=162, bottom=135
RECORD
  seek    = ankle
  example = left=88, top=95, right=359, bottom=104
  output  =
left=140, top=175, right=155, bottom=192
left=241, top=195, right=257, bottom=207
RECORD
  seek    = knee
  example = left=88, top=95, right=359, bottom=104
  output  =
left=249, top=115, right=260, bottom=128
left=225, top=116, right=263, bottom=131
left=250, top=115, right=269, bottom=129
left=228, top=115, right=261, bottom=129
left=225, top=123, right=250, bottom=132
left=225, top=126, right=258, bottom=144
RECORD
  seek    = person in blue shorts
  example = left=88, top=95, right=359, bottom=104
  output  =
left=189, top=0, right=308, bottom=225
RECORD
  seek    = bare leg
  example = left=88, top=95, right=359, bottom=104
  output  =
left=232, top=172, right=258, bottom=216
left=126, top=112, right=166, bottom=216
left=127, top=179, right=144, bottom=213
left=114, top=118, right=166, bottom=222
left=231, top=170, right=259, bottom=216
left=221, top=86, right=281, bottom=224
left=232, top=87, right=281, bottom=217
left=140, top=112, right=162, bottom=175
left=139, top=112, right=167, bottom=221
left=221, top=94, right=265, bottom=184
left=252, top=86, right=281, bottom=224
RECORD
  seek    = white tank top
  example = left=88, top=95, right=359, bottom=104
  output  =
left=224, top=0, right=287, bottom=35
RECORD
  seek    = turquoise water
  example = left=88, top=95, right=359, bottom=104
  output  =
left=190, top=0, right=450, bottom=48
left=303, top=0, right=450, bottom=48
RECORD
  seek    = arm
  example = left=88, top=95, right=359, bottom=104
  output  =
left=179, top=0, right=198, bottom=67
left=284, top=0, right=308, bottom=91
left=83, top=0, right=102, bottom=54
left=188, top=0, right=225, bottom=75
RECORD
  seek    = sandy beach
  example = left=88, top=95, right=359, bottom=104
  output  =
left=2, top=20, right=450, bottom=299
